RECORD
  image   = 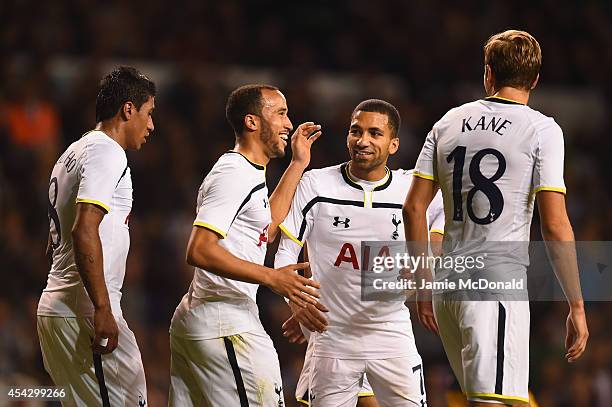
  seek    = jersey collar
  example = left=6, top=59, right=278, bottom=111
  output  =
left=225, top=150, right=266, bottom=170
left=484, top=96, right=525, bottom=105
left=340, top=162, right=392, bottom=191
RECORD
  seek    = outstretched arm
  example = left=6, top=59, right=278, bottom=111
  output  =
left=537, top=190, right=588, bottom=362
left=187, top=226, right=321, bottom=308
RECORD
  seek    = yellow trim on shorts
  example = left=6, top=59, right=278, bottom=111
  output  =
left=193, top=221, right=227, bottom=238
left=430, top=229, right=444, bottom=235
left=75, top=198, right=110, bottom=213
left=467, top=392, right=530, bottom=404
left=533, top=186, right=567, bottom=194
left=296, top=398, right=310, bottom=406
left=279, top=224, right=303, bottom=247
left=413, top=171, right=436, bottom=181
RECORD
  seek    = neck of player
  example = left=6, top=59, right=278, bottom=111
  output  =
left=96, top=121, right=127, bottom=149
left=491, top=86, right=530, bottom=105
left=348, top=161, right=387, bottom=182
left=233, top=137, right=269, bottom=166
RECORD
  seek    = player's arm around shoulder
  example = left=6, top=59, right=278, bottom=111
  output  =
left=537, top=190, right=588, bottom=362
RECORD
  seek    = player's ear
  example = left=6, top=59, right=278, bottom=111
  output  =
left=121, top=101, right=134, bottom=121
left=388, top=136, right=399, bottom=155
left=530, top=73, right=539, bottom=90
left=484, top=64, right=495, bottom=94
left=244, top=114, right=258, bottom=132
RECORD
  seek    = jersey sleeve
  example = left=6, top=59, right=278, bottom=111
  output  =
left=427, top=190, right=445, bottom=235
left=414, top=128, right=438, bottom=181
left=275, top=172, right=317, bottom=267
left=76, top=141, right=128, bottom=213
left=194, top=161, right=264, bottom=239
left=532, top=120, right=566, bottom=194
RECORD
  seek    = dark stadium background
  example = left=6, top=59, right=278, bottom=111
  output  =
left=1, top=1, right=611, bottom=406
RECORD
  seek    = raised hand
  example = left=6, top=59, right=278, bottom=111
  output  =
left=290, top=122, right=322, bottom=168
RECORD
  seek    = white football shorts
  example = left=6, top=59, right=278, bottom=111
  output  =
left=295, top=337, right=374, bottom=405
left=309, top=353, right=426, bottom=407
left=433, top=298, right=530, bottom=405
left=168, top=325, right=284, bottom=407
left=37, top=315, right=147, bottom=407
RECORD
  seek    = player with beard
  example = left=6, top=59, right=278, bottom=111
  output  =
left=275, top=99, right=443, bottom=406
left=169, top=84, right=326, bottom=406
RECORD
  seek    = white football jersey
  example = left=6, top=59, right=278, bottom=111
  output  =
left=275, top=163, right=443, bottom=359
left=170, top=152, right=271, bottom=340
left=415, top=96, right=565, bottom=246
left=414, top=97, right=565, bottom=288
left=37, top=130, right=132, bottom=318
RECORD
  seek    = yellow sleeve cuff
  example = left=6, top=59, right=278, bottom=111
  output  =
left=278, top=224, right=303, bottom=247
left=413, top=171, right=436, bottom=181
left=193, top=221, right=227, bottom=238
left=533, top=186, right=566, bottom=194
left=75, top=198, right=110, bottom=213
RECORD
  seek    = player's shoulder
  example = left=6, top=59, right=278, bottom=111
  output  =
left=391, top=167, right=414, bottom=180
left=432, top=101, right=478, bottom=129
left=523, top=106, right=562, bottom=135
left=212, top=151, right=265, bottom=175
left=302, top=163, right=343, bottom=184
left=391, top=168, right=415, bottom=188
left=81, top=130, right=127, bottom=164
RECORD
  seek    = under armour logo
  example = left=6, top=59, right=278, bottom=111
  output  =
left=391, top=213, right=402, bottom=240
left=333, top=217, right=350, bottom=228
left=274, top=383, right=284, bottom=406
left=138, top=395, right=146, bottom=407
left=257, top=225, right=269, bottom=247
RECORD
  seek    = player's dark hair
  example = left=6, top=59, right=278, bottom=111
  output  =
left=96, top=66, right=156, bottom=122
left=351, top=99, right=401, bottom=137
left=226, top=84, right=279, bottom=136
left=484, top=30, right=541, bottom=91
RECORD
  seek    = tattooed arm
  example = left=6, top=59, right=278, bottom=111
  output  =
left=72, top=202, right=118, bottom=354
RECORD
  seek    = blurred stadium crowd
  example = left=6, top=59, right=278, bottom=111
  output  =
left=1, top=1, right=611, bottom=406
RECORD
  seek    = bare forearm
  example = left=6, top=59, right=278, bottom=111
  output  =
left=72, top=230, right=111, bottom=310
left=46, top=234, right=53, bottom=267
left=269, top=161, right=307, bottom=241
left=403, top=206, right=431, bottom=296
left=541, top=220, right=584, bottom=308
left=187, top=242, right=272, bottom=287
